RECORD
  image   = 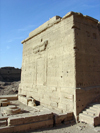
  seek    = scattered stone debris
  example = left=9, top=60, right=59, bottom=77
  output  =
left=94, top=127, right=100, bottom=132
left=0, top=81, right=20, bottom=95
left=77, top=125, right=86, bottom=131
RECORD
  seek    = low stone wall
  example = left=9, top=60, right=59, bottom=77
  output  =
left=0, top=95, right=74, bottom=133
left=0, top=112, right=74, bottom=133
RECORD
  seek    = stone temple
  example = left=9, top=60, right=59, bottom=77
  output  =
left=19, top=11, right=100, bottom=121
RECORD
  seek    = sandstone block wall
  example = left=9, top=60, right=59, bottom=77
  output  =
left=73, top=13, right=100, bottom=115
left=19, top=11, right=100, bottom=116
left=19, top=12, right=76, bottom=113
left=74, top=14, right=100, bottom=88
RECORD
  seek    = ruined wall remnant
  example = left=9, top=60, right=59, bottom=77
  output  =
left=19, top=12, right=100, bottom=117
left=0, top=67, right=21, bottom=82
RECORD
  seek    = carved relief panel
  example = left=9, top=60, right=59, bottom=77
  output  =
left=36, top=58, right=46, bottom=85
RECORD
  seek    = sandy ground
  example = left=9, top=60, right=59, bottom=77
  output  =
left=0, top=81, right=100, bottom=133
left=26, top=123, right=99, bottom=133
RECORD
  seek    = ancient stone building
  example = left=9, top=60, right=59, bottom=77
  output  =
left=19, top=11, right=100, bottom=118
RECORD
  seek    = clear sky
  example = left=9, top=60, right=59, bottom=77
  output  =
left=0, top=0, right=100, bottom=68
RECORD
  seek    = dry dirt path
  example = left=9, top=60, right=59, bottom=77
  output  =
left=25, top=122, right=100, bottom=133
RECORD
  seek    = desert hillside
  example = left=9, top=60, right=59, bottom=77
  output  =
left=0, top=81, right=20, bottom=95
left=0, top=66, right=20, bottom=95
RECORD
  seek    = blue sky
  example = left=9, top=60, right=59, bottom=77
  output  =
left=0, top=0, right=100, bottom=68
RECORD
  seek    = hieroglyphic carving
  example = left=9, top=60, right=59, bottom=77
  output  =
left=33, top=40, right=48, bottom=54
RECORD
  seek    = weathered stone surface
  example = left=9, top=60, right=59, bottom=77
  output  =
left=19, top=11, right=100, bottom=119
left=0, top=116, right=8, bottom=127
left=0, top=99, right=10, bottom=107
left=55, top=112, right=74, bottom=125
left=0, top=120, right=7, bottom=126
left=23, top=112, right=53, bottom=124
left=8, top=110, right=53, bottom=126
left=0, top=95, right=18, bottom=101
left=3, top=105, right=21, bottom=115
left=0, top=119, right=53, bottom=133
left=8, top=117, right=24, bottom=126
left=79, top=103, right=100, bottom=126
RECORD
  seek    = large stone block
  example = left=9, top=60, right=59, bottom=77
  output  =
left=8, top=117, right=24, bottom=126
left=55, top=112, right=74, bottom=125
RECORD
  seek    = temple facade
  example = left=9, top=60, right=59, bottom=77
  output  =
left=19, top=11, right=100, bottom=118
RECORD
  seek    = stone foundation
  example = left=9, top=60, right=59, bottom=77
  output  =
left=0, top=95, right=74, bottom=133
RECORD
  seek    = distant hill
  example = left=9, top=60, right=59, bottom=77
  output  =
left=0, top=67, right=21, bottom=82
